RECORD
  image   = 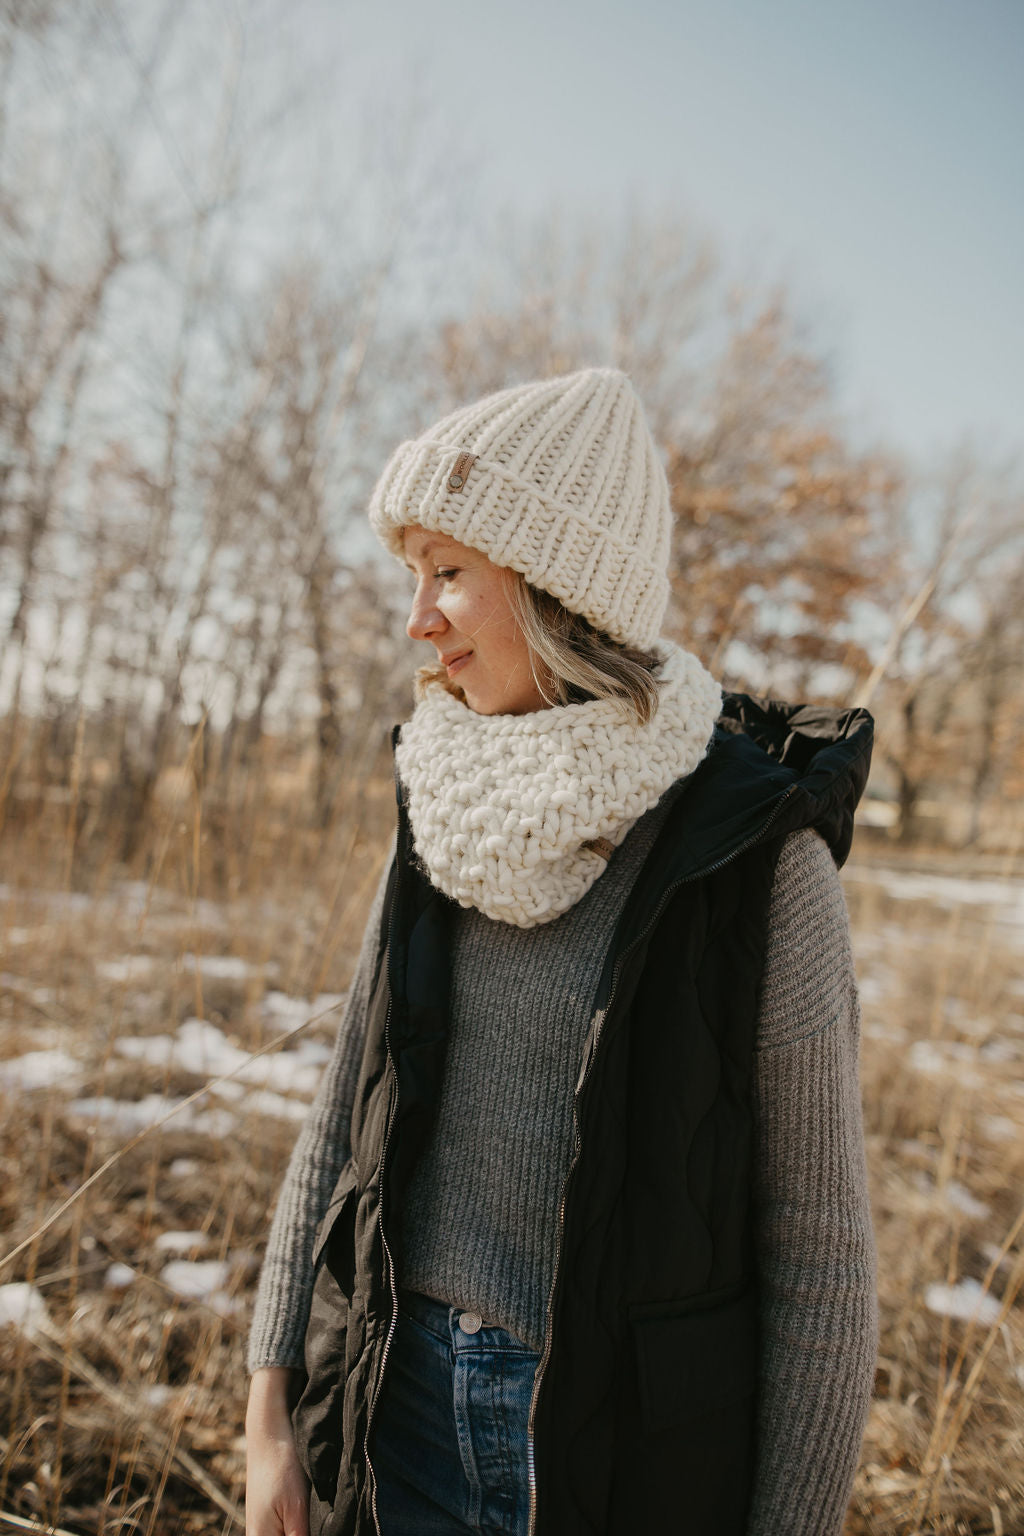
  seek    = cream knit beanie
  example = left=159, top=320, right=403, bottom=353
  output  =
left=367, top=368, right=672, bottom=649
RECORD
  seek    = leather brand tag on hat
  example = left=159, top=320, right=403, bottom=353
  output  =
left=447, top=452, right=477, bottom=492
left=583, top=837, right=615, bottom=862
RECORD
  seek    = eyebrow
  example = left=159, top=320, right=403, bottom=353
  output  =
left=403, top=535, right=459, bottom=568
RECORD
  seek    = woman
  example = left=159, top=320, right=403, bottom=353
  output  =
left=245, top=367, right=877, bottom=1536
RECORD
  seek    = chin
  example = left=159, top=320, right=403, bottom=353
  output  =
left=477, top=694, right=541, bottom=717
left=462, top=688, right=504, bottom=715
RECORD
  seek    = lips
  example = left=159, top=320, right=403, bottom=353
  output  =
left=441, top=650, right=472, bottom=676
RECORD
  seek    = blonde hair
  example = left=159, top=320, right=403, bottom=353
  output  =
left=417, top=569, right=663, bottom=726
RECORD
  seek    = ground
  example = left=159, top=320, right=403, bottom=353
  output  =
left=0, top=833, right=1022, bottom=1535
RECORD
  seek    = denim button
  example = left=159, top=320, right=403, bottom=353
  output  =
left=458, top=1310, right=483, bottom=1334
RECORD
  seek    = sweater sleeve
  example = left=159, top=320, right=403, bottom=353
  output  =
left=246, top=845, right=394, bottom=1373
left=746, top=827, right=878, bottom=1536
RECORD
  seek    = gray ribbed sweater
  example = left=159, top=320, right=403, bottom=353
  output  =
left=248, top=806, right=877, bottom=1535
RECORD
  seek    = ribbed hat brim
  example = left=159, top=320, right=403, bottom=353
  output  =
left=367, top=369, right=671, bottom=649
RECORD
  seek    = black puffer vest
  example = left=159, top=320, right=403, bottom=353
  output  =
left=293, top=695, right=873, bottom=1536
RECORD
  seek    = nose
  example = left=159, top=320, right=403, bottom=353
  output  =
left=407, top=580, right=447, bottom=643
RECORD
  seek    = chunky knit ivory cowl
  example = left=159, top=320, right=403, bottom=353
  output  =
left=394, top=642, right=722, bottom=927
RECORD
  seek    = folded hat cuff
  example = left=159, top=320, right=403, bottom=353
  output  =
left=368, top=438, right=668, bottom=649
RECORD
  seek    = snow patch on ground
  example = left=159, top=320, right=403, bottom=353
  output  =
left=154, top=1230, right=209, bottom=1254
left=161, top=1259, right=230, bottom=1297
left=68, top=1094, right=236, bottom=1137
left=241, top=1089, right=309, bottom=1122
left=168, top=1158, right=200, bottom=1177
left=863, top=1019, right=907, bottom=1043
left=1, top=973, right=57, bottom=1006
left=160, top=1259, right=240, bottom=1315
left=907, top=1040, right=980, bottom=1082
left=140, top=1383, right=175, bottom=1407
left=943, top=1181, right=990, bottom=1220
left=980, top=1114, right=1020, bottom=1141
left=0, top=1048, right=83, bottom=1091
left=924, top=1278, right=1001, bottom=1326
left=0, top=1282, right=51, bottom=1338
left=856, top=972, right=892, bottom=1006
left=96, top=956, right=157, bottom=982
left=181, top=953, right=268, bottom=981
left=104, top=1263, right=137, bottom=1290
left=1, top=1005, right=332, bottom=1131
left=844, top=865, right=1024, bottom=931
left=263, top=990, right=343, bottom=1032
left=114, top=1016, right=332, bottom=1096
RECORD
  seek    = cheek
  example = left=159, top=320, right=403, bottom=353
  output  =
left=439, top=590, right=474, bottom=631
left=447, top=584, right=515, bottom=640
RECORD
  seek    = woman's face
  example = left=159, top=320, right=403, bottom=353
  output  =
left=403, top=526, right=549, bottom=715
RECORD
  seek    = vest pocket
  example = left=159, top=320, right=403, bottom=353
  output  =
left=292, top=1162, right=360, bottom=1506
left=630, top=1281, right=757, bottom=1434
left=311, top=1161, right=359, bottom=1266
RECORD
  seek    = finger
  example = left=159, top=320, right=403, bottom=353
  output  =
left=282, top=1491, right=310, bottom=1536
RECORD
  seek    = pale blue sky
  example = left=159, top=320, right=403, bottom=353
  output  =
left=305, top=0, right=1022, bottom=467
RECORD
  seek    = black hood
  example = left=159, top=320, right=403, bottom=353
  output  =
left=591, top=692, right=873, bottom=1008
left=716, top=693, right=873, bottom=868
left=634, top=691, right=874, bottom=901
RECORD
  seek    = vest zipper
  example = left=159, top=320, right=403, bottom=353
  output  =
left=364, top=995, right=399, bottom=1536
left=525, top=783, right=799, bottom=1535
left=364, top=844, right=406, bottom=1535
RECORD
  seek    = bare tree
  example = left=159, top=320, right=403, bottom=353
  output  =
left=858, top=451, right=1024, bottom=840
left=659, top=297, right=897, bottom=694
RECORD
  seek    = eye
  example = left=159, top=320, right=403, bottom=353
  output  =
left=434, top=567, right=458, bottom=581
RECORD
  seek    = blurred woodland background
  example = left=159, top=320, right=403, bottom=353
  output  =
left=1, top=4, right=1022, bottom=1534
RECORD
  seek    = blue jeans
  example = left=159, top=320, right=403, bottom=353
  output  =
left=370, top=1291, right=541, bottom=1536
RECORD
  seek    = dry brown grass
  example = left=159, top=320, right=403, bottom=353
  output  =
left=843, top=844, right=1024, bottom=1535
left=1, top=776, right=1022, bottom=1534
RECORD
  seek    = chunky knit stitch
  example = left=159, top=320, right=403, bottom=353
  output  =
left=394, top=641, right=721, bottom=926
left=368, top=368, right=672, bottom=649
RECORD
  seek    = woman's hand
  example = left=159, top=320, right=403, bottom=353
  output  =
left=245, top=1367, right=310, bottom=1536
